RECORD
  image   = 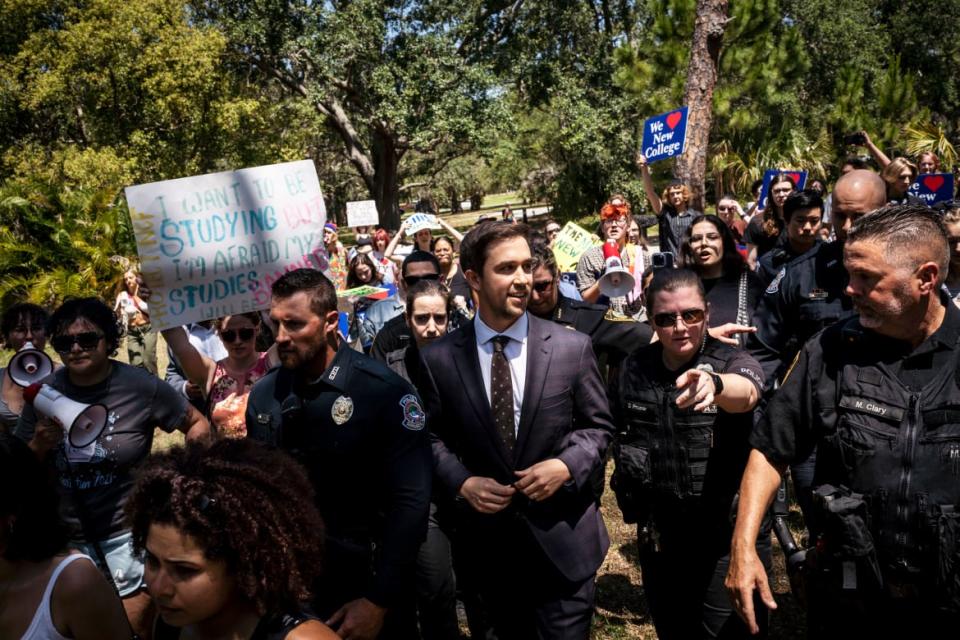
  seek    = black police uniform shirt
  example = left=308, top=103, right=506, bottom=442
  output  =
left=756, top=237, right=822, bottom=290
left=750, top=299, right=960, bottom=574
left=610, top=337, right=765, bottom=545
left=746, top=240, right=855, bottom=383
left=370, top=312, right=412, bottom=362
left=549, top=294, right=652, bottom=366
left=245, top=343, right=432, bottom=608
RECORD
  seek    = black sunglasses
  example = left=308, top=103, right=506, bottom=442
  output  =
left=52, top=331, right=103, bottom=353
left=533, top=280, right=554, bottom=293
left=652, top=308, right=706, bottom=328
left=221, top=328, right=256, bottom=343
left=404, top=273, right=441, bottom=287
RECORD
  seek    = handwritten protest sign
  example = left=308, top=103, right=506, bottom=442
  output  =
left=758, top=169, right=807, bottom=210
left=640, top=107, right=689, bottom=164
left=406, top=212, right=442, bottom=235
left=125, top=160, right=328, bottom=330
left=346, top=200, right=379, bottom=228
left=909, top=173, right=954, bottom=205
left=552, top=222, right=601, bottom=272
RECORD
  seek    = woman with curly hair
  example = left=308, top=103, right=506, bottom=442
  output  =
left=127, top=438, right=337, bottom=640
left=638, top=155, right=702, bottom=258
left=0, top=433, right=130, bottom=639
left=15, top=297, right=211, bottom=637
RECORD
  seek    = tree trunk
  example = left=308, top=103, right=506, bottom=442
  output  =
left=371, top=132, right=402, bottom=229
left=674, top=0, right=728, bottom=211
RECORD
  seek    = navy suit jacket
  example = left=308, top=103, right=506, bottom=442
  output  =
left=419, top=313, right=614, bottom=582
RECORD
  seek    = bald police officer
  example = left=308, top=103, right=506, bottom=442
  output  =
left=246, top=268, right=432, bottom=640
left=727, top=205, right=960, bottom=637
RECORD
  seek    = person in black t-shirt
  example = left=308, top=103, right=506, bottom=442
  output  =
left=756, top=190, right=824, bottom=288
left=680, top=215, right=763, bottom=347
left=743, top=173, right=796, bottom=269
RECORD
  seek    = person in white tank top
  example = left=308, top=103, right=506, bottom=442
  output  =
left=0, top=435, right=129, bottom=640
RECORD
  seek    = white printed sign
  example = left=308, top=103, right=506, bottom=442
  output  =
left=346, top=199, right=380, bottom=228
left=406, top=213, right=442, bottom=235
left=125, top=160, right=329, bottom=330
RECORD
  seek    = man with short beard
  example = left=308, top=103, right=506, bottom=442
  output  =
left=245, top=268, right=431, bottom=640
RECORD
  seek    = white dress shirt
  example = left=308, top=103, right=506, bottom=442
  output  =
left=475, top=312, right=528, bottom=436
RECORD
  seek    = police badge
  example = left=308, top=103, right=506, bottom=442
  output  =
left=331, top=395, right=354, bottom=425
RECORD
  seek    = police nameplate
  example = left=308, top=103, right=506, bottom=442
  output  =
left=331, top=395, right=354, bottom=425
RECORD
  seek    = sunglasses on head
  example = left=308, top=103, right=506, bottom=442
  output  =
left=652, top=308, right=706, bottom=328
left=221, top=328, right=256, bottom=343
left=52, top=332, right=103, bottom=353
left=404, top=273, right=440, bottom=287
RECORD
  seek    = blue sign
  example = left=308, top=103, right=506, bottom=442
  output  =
left=908, top=173, right=954, bottom=206
left=758, top=169, right=808, bottom=210
left=641, top=106, right=689, bottom=163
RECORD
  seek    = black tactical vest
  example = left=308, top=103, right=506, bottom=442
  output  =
left=816, top=324, right=960, bottom=589
left=612, top=339, right=753, bottom=540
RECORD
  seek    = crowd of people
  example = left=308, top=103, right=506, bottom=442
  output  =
left=2, top=141, right=960, bottom=640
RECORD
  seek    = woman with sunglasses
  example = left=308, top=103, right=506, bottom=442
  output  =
left=680, top=215, right=762, bottom=347
left=1, top=303, right=51, bottom=433
left=163, top=312, right=278, bottom=438
left=15, top=297, right=211, bottom=638
left=609, top=268, right=770, bottom=640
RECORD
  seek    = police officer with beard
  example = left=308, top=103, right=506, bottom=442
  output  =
left=727, top=205, right=960, bottom=637
left=245, top=268, right=432, bottom=640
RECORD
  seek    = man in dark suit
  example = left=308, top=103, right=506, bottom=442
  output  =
left=419, top=221, right=615, bottom=639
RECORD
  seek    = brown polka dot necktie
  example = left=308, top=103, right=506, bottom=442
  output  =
left=491, top=335, right=516, bottom=454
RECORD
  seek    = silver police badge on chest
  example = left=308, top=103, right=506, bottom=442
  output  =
left=331, top=395, right=354, bottom=425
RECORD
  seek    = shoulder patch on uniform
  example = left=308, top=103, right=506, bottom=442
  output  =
left=766, top=268, right=786, bottom=294
left=399, top=394, right=425, bottom=431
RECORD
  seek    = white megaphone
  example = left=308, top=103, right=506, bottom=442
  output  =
left=8, top=342, right=54, bottom=387
left=598, top=241, right=636, bottom=298
left=23, top=383, right=107, bottom=448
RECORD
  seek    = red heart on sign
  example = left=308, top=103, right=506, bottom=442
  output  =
left=665, top=111, right=682, bottom=130
left=923, top=175, right=945, bottom=192
left=787, top=172, right=801, bottom=186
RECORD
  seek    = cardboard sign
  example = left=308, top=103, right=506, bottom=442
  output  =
left=758, top=169, right=808, bottom=210
left=640, top=106, right=689, bottom=163
left=909, top=173, right=955, bottom=205
left=125, top=159, right=328, bottom=330
left=346, top=199, right=380, bottom=228
left=405, top=213, right=442, bottom=235
left=552, top=222, right=601, bottom=273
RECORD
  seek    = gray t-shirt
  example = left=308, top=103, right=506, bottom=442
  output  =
left=16, top=362, right=187, bottom=541
left=576, top=244, right=644, bottom=315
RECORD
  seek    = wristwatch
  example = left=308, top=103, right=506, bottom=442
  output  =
left=710, top=372, right=724, bottom=397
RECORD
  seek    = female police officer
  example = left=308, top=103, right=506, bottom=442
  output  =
left=610, top=268, right=770, bottom=639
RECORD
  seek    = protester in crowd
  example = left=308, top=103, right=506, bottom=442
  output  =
left=162, top=313, right=277, bottom=438
left=881, top=157, right=923, bottom=205
left=0, top=433, right=131, bottom=640
left=807, top=177, right=830, bottom=223
left=860, top=130, right=941, bottom=175
left=611, top=268, right=769, bottom=639
left=114, top=268, right=157, bottom=374
left=432, top=235, right=471, bottom=307
left=382, top=281, right=459, bottom=640
left=528, top=238, right=651, bottom=380
left=744, top=179, right=764, bottom=221
left=163, top=320, right=228, bottom=412
left=637, top=156, right=700, bottom=257
left=384, top=215, right=464, bottom=265
left=346, top=251, right=383, bottom=290
left=680, top=215, right=763, bottom=346
left=756, top=190, right=824, bottom=288
left=716, top=193, right=747, bottom=243
left=743, top=173, right=796, bottom=268
left=368, top=251, right=444, bottom=360
left=324, top=223, right=349, bottom=290
left=917, top=150, right=941, bottom=174
left=0, top=303, right=49, bottom=432
left=419, top=221, right=615, bottom=638
left=544, top=219, right=562, bottom=246
left=15, top=297, right=211, bottom=637
left=728, top=205, right=960, bottom=637
left=840, top=155, right=871, bottom=174
left=943, top=204, right=960, bottom=302
left=576, top=194, right=646, bottom=316
left=126, top=438, right=337, bottom=640
left=246, top=268, right=432, bottom=639
left=371, top=228, right=400, bottom=284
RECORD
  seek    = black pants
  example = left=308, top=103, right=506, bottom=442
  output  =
left=639, top=531, right=773, bottom=640
left=462, top=519, right=596, bottom=640
left=416, top=503, right=459, bottom=640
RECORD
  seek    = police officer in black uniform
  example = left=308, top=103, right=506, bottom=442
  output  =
left=755, top=190, right=824, bottom=290
left=728, top=205, right=960, bottom=638
left=527, top=239, right=652, bottom=377
left=245, top=268, right=432, bottom=640
left=610, top=268, right=769, bottom=639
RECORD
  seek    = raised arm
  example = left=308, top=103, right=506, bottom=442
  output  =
left=636, top=155, right=663, bottom=215
left=160, top=326, right=216, bottom=392
left=861, top=130, right=890, bottom=168
left=383, top=221, right=409, bottom=262
left=436, top=216, right=464, bottom=245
